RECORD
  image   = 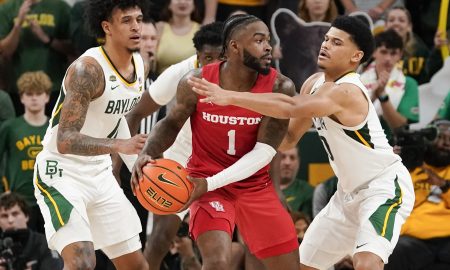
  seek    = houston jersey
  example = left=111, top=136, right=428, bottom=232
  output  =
left=188, top=62, right=277, bottom=188
left=311, top=73, right=401, bottom=192
left=42, top=46, right=145, bottom=162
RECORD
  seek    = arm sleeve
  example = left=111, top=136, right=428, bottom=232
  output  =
left=206, top=142, right=277, bottom=191
left=149, top=55, right=196, bottom=106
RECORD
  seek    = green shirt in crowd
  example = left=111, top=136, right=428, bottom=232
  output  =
left=0, top=0, right=71, bottom=93
left=0, top=116, right=48, bottom=206
left=282, top=178, right=314, bottom=219
left=437, top=92, right=450, bottom=120
left=381, top=76, right=420, bottom=143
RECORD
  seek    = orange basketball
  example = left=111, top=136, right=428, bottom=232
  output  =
left=136, top=159, right=193, bottom=215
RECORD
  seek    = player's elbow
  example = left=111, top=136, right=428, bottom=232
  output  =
left=56, top=130, right=72, bottom=154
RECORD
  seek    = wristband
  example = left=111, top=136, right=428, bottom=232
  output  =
left=378, top=94, right=389, bottom=103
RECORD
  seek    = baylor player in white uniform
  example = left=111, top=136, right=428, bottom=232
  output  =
left=33, top=1, right=149, bottom=269
left=187, top=16, right=415, bottom=270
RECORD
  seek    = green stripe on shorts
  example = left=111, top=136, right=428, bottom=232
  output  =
left=35, top=167, right=73, bottom=231
left=369, top=176, right=402, bottom=241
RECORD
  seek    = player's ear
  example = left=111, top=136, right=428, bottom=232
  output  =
left=351, top=50, right=364, bottom=63
left=229, top=40, right=239, bottom=54
left=102, top=21, right=111, bottom=36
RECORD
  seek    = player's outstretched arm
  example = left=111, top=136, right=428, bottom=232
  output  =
left=57, top=57, right=148, bottom=156
left=189, top=74, right=344, bottom=119
left=130, top=69, right=199, bottom=194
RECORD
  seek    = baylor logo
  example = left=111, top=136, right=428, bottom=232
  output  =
left=45, top=160, right=63, bottom=179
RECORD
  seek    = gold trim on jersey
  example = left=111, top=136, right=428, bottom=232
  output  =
left=354, top=130, right=371, bottom=148
left=35, top=176, right=65, bottom=227
left=99, top=47, right=137, bottom=87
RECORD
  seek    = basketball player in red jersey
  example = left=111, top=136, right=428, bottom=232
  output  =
left=131, top=14, right=300, bottom=270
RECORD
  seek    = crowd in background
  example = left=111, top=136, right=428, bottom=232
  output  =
left=0, top=0, right=449, bottom=269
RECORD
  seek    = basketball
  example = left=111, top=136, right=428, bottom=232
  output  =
left=136, top=159, right=193, bottom=215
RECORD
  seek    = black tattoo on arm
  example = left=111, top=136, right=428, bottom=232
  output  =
left=142, top=69, right=200, bottom=158
left=56, top=57, right=115, bottom=156
left=257, top=74, right=296, bottom=148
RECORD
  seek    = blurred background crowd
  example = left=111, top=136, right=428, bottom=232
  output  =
left=0, top=0, right=449, bottom=269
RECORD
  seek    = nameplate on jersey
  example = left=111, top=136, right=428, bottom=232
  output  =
left=202, top=112, right=262, bottom=126
left=105, top=97, right=141, bottom=114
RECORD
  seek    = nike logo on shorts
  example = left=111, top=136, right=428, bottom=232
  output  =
left=356, top=243, right=368, bottom=249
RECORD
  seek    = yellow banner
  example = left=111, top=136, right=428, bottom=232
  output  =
left=438, top=0, right=449, bottom=60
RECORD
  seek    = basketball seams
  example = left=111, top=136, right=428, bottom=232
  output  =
left=143, top=173, right=187, bottom=205
left=151, top=164, right=191, bottom=194
left=136, top=186, right=177, bottom=214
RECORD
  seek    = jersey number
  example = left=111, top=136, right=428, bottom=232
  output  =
left=227, top=130, right=236, bottom=155
left=319, top=135, right=334, bottom=161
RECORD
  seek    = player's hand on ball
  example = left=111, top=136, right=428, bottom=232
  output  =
left=188, top=77, right=233, bottom=106
left=131, top=154, right=155, bottom=195
left=178, top=176, right=208, bottom=212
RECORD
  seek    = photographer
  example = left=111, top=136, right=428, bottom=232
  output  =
left=0, top=192, right=62, bottom=270
left=386, top=120, right=450, bottom=270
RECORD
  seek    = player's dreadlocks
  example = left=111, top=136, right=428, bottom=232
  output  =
left=221, top=14, right=262, bottom=57
left=86, top=0, right=149, bottom=38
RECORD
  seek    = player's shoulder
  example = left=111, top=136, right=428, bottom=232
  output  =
left=273, top=72, right=296, bottom=96
left=300, top=72, right=324, bottom=95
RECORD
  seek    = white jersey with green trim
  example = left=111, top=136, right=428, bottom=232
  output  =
left=41, top=46, right=145, bottom=163
left=311, top=73, right=401, bottom=192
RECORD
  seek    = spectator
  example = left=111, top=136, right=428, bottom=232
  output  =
left=339, top=0, right=399, bottom=21
left=0, top=56, right=15, bottom=125
left=0, top=71, right=51, bottom=233
left=312, top=175, right=338, bottom=217
left=155, top=0, right=200, bottom=75
left=0, top=192, right=63, bottom=270
left=279, top=148, right=314, bottom=219
left=404, top=0, right=450, bottom=49
left=426, top=29, right=450, bottom=79
left=385, top=120, right=450, bottom=270
left=360, top=29, right=419, bottom=141
left=69, top=0, right=100, bottom=57
left=290, top=211, right=310, bottom=244
left=437, top=93, right=450, bottom=121
left=385, top=6, right=430, bottom=84
left=297, top=0, right=338, bottom=22
left=0, top=0, right=73, bottom=116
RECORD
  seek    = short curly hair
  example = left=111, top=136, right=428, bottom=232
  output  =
left=193, top=22, right=224, bottom=52
left=331, top=16, right=375, bottom=63
left=86, top=0, right=149, bottom=38
left=17, top=71, right=52, bottom=96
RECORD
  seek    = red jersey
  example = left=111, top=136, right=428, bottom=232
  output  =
left=187, top=62, right=277, bottom=188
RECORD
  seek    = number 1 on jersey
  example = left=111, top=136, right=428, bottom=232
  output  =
left=227, top=129, right=236, bottom=155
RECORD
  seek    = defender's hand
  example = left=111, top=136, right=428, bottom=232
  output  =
left=115, top=134, right=148, bottom=155
left=130, top=154, right=155, bottom=195
left=178, top=176, right=207, bottom=212
left=188, top=77, right=233, bottom=106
